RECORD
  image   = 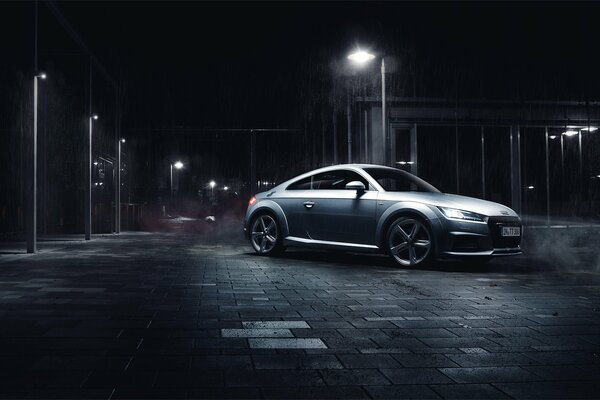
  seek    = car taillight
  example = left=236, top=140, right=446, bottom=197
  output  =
left=248, top=196, right=257, bottom=206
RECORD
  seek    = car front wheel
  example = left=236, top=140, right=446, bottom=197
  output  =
left=386, top=217, right=434, bottom=267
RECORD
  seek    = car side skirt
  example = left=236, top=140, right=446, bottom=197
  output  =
left=284, top=236, right=380, bottom=253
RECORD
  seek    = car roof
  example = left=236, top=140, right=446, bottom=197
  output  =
left=276, top=164, right=392, bottom=191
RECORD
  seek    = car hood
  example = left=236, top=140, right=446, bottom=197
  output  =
left=379, top=192, right=519, bottom=217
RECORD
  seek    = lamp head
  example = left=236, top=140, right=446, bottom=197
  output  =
left=209, top=180, right=216, bottom=188
left=91, top=114, right=99, bottom=120
left=347, top=50, right=376, bottom=65
left=173, top=161, right=184, bottom=169
left=38, top=72, right=47, bottom=79
left=120, top=138, right=126, bottom=143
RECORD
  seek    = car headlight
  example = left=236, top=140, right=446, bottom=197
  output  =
left=438, top=207, right=486, bottom=222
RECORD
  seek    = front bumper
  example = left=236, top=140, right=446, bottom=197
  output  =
left=439, top=216, right=522, bottom=258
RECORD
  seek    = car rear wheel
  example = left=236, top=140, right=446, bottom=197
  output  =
left=386, top=217, right=433, bottom=267
left=250, top=214, right=282, bottom=255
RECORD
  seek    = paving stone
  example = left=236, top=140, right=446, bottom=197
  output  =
left=392, top=353, right=459, bottom=367
left=365, top=385, right=441, bottom=399
left=429, top=383, right=510, bottom=399
left=221, top=328, right=294, bottom=337
left=439, top=366, right=540, bottom=383
left=380, top=368, right=454, bottom=384
left=320, top=369, right=391, bottom=386
left=338, top=354, right=401, bottom=368
left=253, top=354, right=343, bottom=369
left=242, top=321, right=310, bottom=329
left=248, top=338, right=327, bottom=349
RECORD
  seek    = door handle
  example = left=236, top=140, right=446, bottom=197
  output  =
left=303, top=201, right=315, bottom=209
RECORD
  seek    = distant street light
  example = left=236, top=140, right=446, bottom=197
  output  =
left=115, top=138, right=126, bottom=233
left=85, top=113, right=98, bottom=240
left=170, top=160, right=184, bottom=197
left=527, top=185, right=535, bottom=190
left=348, top=49, right=388, bottom=165
left=209, top=180, right=216, bottom=203
left=223, top=186, right=229, bottom=191
left=562, top=130, right=578, bottom=137
left=27, top=72, right=46, bottom=253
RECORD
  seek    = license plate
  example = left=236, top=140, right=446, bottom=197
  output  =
left=501, top=226, right=521, bottom=237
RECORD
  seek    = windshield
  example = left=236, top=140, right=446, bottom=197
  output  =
left=364, top=168, right=440, bottom=193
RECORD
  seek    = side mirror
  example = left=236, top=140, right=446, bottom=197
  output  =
left=345, top=181, right=366, bottom=192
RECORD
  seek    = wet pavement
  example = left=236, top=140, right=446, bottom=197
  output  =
left=0, top=232, right=599, bottom=399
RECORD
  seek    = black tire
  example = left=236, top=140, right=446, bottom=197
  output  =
left=386, top=216, right=434, bottom=267
left=249, top=213, right=283, bottom=256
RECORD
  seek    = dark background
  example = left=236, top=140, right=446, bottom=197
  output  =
left=2, top=1, right=600, bottom=233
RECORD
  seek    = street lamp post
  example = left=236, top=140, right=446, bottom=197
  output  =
left=115, top=138, right=125, bottom=233
left=170, top=161, right=183, bottom=197
left=27, top=72, right=46, bottom=253
left=209, top=180, right=216, bottom=203
left=347, top=50, right=387, bottom=165
left=85, top=113, right=98, bottom=240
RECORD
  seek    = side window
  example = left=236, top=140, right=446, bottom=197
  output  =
left=287, top=176, right=312, bottom=190
left=312, top=170, right=368, bottom=190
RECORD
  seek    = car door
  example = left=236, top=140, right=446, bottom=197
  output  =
left=274, top=175, right=312, bottom=238
left=303, top=169, right=378, bottom=245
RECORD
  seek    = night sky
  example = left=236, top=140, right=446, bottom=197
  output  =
left=36, top=1, right=600, bottom=131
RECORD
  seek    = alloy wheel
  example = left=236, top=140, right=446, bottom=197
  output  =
left=388, top=218, right=431, bottom=266
left=251, top=215, right=278, bottom=254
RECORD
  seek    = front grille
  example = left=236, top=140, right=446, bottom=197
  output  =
left=487, top=217, right=522, bottom=249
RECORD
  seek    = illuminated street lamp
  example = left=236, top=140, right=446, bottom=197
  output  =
left=85, top=113, right=98, bottom=241
left=27, top=72, right=46, bottom=253
left=348, top=49, right=388, bottom=165
left=223, top=186, right=229, bottom=191
left=170, top=160, right=183, bottom=197
left=209, top=180, right=216, bottom=203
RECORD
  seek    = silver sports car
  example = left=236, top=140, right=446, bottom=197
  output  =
left=243, top=164, right=522, bottom=266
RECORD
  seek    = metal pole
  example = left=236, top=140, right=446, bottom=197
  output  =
left=560, top=132, right=564, bottom=216
left=455, top=124, right=460, bottom=194
left=347, top=87, right=352, bottom=163
left=481, top=126, right=485, bottom=198
left=333, top=111, right=338, bottom=164
left=364, top=109, right=368, bottom=164
left=170, top=163, right=173, bottom=197
left=85, top=116, right=92, bottom=240
left=250, top=130, right=256, bottom=194
left=27, top=76, right=39, bottom=253
left=381, top=58, right=387, bottom=166
left=545, top=127, right=550, bottom=227
left=116, top=140, right=121, bottom=233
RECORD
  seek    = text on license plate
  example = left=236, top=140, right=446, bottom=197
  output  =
left=501, top=226, right=521, bottom=237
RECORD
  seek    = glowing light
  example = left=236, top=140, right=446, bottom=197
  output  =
left=120, top=138, right=126, bottom=143
left=562, top=130, right=578, bottom=137
left=347, top=50, right=375, bottom=64
left=224, top=186, right=229, bottom=191
left=173, top=161, right=183, bottom=169
left=248, top=196, right=257, bottom=205
left=38, top=73, right=47, bottom=79
left=527, top=185, right=535, bottom=190
left=209, top=180, right=216, bottom=188
left=549, top=135, right=557, bottom=139
left=91, top=114, right=99, bottom=120
left=93, top=161, right=98, bottom=165
left=581, top=127, right=598, bottom=132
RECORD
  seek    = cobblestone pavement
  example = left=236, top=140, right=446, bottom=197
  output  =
left=0, top=232, right=599, bottom=399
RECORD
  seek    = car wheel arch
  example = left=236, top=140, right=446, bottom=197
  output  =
left=376, top=203, right=439, bottom=251
left=248, top=201, right=290, bottom=238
